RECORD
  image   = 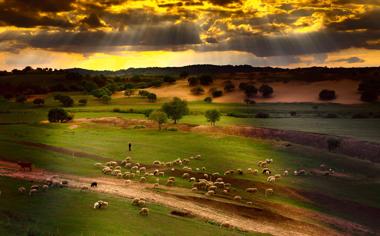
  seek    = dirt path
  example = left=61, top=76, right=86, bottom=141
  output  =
left=1, top=160, right=373, bottom=236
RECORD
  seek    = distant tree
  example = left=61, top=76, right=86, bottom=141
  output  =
left=204, top=97, right=213, bottom=103
left=360, top=89, right=378, bottom=102
left=244, top=84, right=257, bottom=98
left=78, top=99, right=88, bottom=106
left=188, top=77, right=199, bottom=86
left=101, top=95, right=111, bottom=104
left=211, top=90, right=223, bottom=98
left=147, top=93, right=157, bottom=102
left=224, top=81, right=235, bottom=92
left=162, top=97, right=189, bottom=124
left=48, top=108, right=73, bottom=123
left=81, top=80, right=98, bottom=92
left=205, top=109, right=221, bottom=126
left=138, top=90, right=150, bottom=97
left=57, top=95, right=74, bottom=107
left=199, top=75, right=213, bottom=86
left=15, top=95, right=27, bottom=103
left=91, top=88, right=112, bottom=98
left=149, top=110, right=168, bottom=130
left=180, top=71, right=189, bottom=78
left=239, top=82, right=248, bottom=90
left=33, top=98, right=45, bottom=106
left=319, top=89, right=336, bottom=101
left=191, top=86, right=205, bottom=95
left=163, top=76, right=176, bottom=83
left=124, top=89, right=134, bottom=97
left=259, top=84, right=274, bottom=98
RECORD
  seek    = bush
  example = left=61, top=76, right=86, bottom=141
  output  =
left=48, top=108, right=73, bottom=123
left=204, top=97, right=212, bottom=103
left=147, top=93, right=157, bottom=102
left=224, top=81, right=235, bottom=92
left=360, top=89, right=378, bottom=102
left=327, top=138, right=340, bottom=152
left=244, top=84, right=257, bottom=98
left=187, top=77, right=199, bottom=86
left=92, top=88, right=112, bottom=98
left=101, top=95, right=111, bottom=104
left=163, top=76, right=176, bottom=83
left=205, top=109, right=221, bottom=126
left=191, top=86, right=205, bottom=95
left=259, top=84, right=274, bottom=97
left=199, top=75, right=213, bottom=86
left=15, top=95, right=27, bottom=103
left=255, top=112, right=269, bottom=118
left=78, top=99, right=87, bottom=106
left=211, top=90, right=223, bottom=98
left=58, top=95, right=74, bottom=107
left=319, top=89, right=336, bottom=101
left=138, top=90, right=150, bottom=97
left=33, top=98, right=44, bottom=106
left=239, top=82, right=248, bottom=90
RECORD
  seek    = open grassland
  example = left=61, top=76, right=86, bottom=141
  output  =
left=0, top=176, right=255, bottom=236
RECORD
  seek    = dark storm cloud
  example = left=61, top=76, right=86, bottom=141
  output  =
left=207, top=0, right=240, bottom=6
left=200, top=30, right=380, bottom=57
left=81, top=14, right=105, bottom=28
left=0, top=0, right=75, bottom=13
left=330, top=57, right=365, bottom=64
left=2, top=22, right=201, bottom=52
left=328, top=9, right=380, bottom=31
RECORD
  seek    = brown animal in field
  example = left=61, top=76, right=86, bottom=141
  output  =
left=17, top=161, right=32, bottom=171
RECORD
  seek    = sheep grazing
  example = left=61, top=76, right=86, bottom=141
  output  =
left=189, top=177, right=196, bottom=182
left=246, top=201, right=253, bottom=205
left=140, top=177, right=146, bottom=183
left=265, top=188, right=274, bottom=197
left=94, top=200, right=108, bottom=209
left=29, top=189, right=38, bottom=196
left=42, top=185, right=49, bottom=191
left=195, top=168, right=200, bottom=171
left=125, top=180, right=131, bottom=184
left=166, top=179, right=175, bottom=186
left=212, top=172, right=220, bottom=178
left=208, top=185, right=217, bottom=191
left=206, top=190, right=215, bottom=196
left=153, top=183, right=159, bottom=188
left=30, top=185, right=39, bottom=190
left=274, top=174, right=281, bottom=179
left=202, top=167, right=206, bottom=171
left=267, top=176, right=276, bottom=183
left=236, top=169, right=243, bottom=175
left=139, top=207, right=149, bottom=216
left=247, top=168, right=253, bottom=174
left=131, top=166, right=139, bottom=172
left=262, top=168, right=271, bottom=175
left=258, top=161, right=267, bottom=168
left=182, top=173, right=190, bottom=179
left=158, top=172, right=165, bottom=177
left=223, top=189, right=229, bottom=194
left=125, top=163, right=132, bottom=169
left=203, top=174, right=209, bottom=179
left=94, top=163, right=103, bottom=168
left=94, top=202, right=101, bottom=209
left=171, top=168, right=175, bottom=172
left=215, top=177, right=223, bottom=182
left=132, top=198, right=140, bottom=206
left=153, top=160, right=161, bottom=166
left=329, top=168, right=335, bottom=174
left=191, top=187, right=198, bottom=192
left=320, top=164, right=327, bottom=170
left=102, top=167, right=112, bottom=175
left=194, top=154, right=201, bottom=160
left=294, top=169, right=306, bottom=176
left=18, top=186, right=26, bottom=193
left=252, top=169, right=259, bottom=175
left=265, top=158, right=273, bottom=164
left=183, top=158, right=190, bottom=164
left=233, top=195, right=242, bottom=201
left=183, top=166, right=192, bottom=172
left=246, top=188, right=258, bottom=193
left=137, top=199, right=146, bottom=207
left=224, top=170, right=231, bottom=176
left=283, top=170, right=289, bottom=176
left=114, top=166, right=121, bottom=170
left=139, top=166, right=146, bottom=172
left=81, top=186, right=89, bottom=191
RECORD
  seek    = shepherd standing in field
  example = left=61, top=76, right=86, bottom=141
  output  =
left=128, top=143, right=132, bottom=151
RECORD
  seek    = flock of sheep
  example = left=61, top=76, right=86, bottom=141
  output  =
left=17, top=177, right=69, bottom=196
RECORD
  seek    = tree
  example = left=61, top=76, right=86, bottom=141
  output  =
left=204, top=97, right=212, bottom=103
left=124, top=89, right=134, bottom=97
left=224, top=81, right=235, bottom=92
left=147, top=93, right=157, bottom=102
left=138, top=90, right=150, bottom=97
left=78, top=99, right=88, bottom=106
left=48, top=108, right=73, bottom=123
left=15, top=95, right=27, bottom=103
left=205, top=109, right=221, bottom=126
left=211, top=90, right=223, bottom=98
left=59, top=95, right=74, bottom=107
left=163, top=76, right=176, bottom=83
left=101, top=95, right=111, bottom=104
left=244, top=84, right=257, bottom=98
left=259, top=84, right=274, bottom=98
left=239, top=82, right=248, bottom=90
left=199, top=75, right=213, bottom=86
left=162, top=97, right=189, bottom=124
left=187, top=77, right=199, bottom=86
left=149, top=110, right=167, bottom=130
left=360, top=89, right=378, bottom=102
left=319, top=89, right=336, bottom=101
left=33, top=98, right=45, bottom=106
left=191, top=86, right=205, bottom=95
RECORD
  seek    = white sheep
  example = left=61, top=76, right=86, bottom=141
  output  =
left=191, top=187, right=198, bottom=192
left=29, top=189, right=38, bottom=196
left=125, top=180, right=131, bottom=184
left=233, top=195, right=242, bottom=201
left=139, top=207, right=149, bottom=216
left=18, top=186, right=26, bottom=193
left=246, top=188, right=258, bottom=193
left=42, top=184, right=49, bottom=191
left=140, top=177, right=146, bottom=183
left=265, top=188, right=274, bottom=197
left=206, top=190, right=215, bottom=196
left=267, top=176, right=276, bottom=183
left=283, top=170, right=289, bottom=176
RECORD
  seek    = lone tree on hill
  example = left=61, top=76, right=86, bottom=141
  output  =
left=319, top=89, right=336, bottom=101
left=149, top=110, right=167, bottom=130
left=162, top=97, right=189, bottom=124
left=205, top=109, right=221, bottom=126
left=259, top=84, right=274, bottom=98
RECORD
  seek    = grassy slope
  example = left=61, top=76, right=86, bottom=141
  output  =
left=0, top=177, right=256, bottom=236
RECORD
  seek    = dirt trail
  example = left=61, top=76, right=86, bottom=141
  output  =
left=0, top=160, right=372, bottom=236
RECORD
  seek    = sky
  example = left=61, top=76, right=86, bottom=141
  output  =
left=0, top=0, right=380, bottom=70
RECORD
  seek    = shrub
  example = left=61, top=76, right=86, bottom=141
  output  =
left=244, top=84, right=257, bottom=98
left=319, top=89, right=336, bottom=101
left=78, top=99, right=87, bottom=106
left=239, top=82, right=248, bottom=91
left=224, top=81, right=235, bottom=92
left=58, top=96, right=74, bottom=107
left=16, top=95, right=27, bottom=103
left=163, top=76, right=176, bottom=83
left=211, top=90, right=223, bottom=98
left=205, top=109, right=221, bottom=126
left=259, top=84, right=274, bottom=97
left=33, top=98, right=44, bottom=106
left=204, top=97, right=213, bottom=103
left=187, top=77, right=199, bottom=86
left=255, top=112, right=269, bottom=118
left=199, top=75, right=213, bottom=86
left=147, top=93, right=157, bottom=102
left=327, top=138, right=340, bottom=152
left=138, top=90, right=150, bottom=97
left=101, top=95, right=111, bottom=104
left=191, top=86, right=205, bottom=95
left=149, top=110, right=168, bottom=130
left=360, top=89, right=378, bottom=102
left=48, top=108, right=73, bottom=123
